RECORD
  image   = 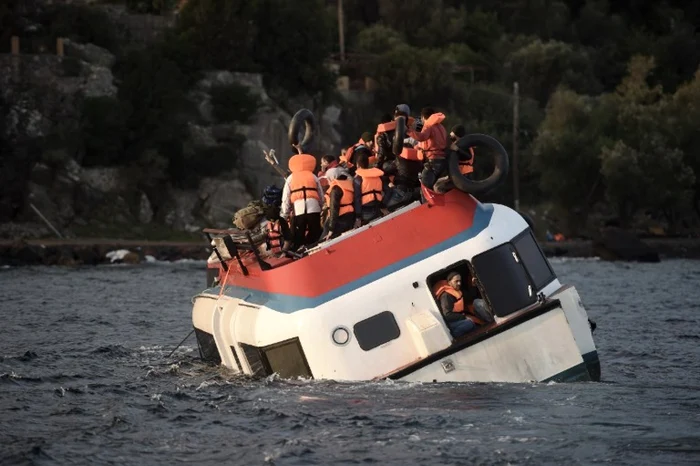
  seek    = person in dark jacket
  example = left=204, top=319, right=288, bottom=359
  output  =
left=321, top=167, right=355, bottom=241
left=375, top=113, right=397, bottom=169
left=437, top=272, right=477, bottom=338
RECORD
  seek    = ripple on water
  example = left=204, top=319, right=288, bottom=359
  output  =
left=1, top=260, right=700, bottom=465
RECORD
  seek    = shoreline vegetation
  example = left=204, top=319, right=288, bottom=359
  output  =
left=2, top=236, right=700, bottom=267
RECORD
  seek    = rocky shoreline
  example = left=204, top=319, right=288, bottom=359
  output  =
left=2, top=236, right=700, bottom=267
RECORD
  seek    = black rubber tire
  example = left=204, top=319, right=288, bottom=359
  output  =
left=448, top=133, right=509, bottom=196
left=288, top=109, right=317, bottom=153
left=392, top=116, right=406, bottom=156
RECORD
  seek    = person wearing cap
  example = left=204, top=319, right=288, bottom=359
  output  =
left=320, top=167, right=355, bottom=241
left=375, top=106, right=417, bottom=169
left=341, top=133, right=374, bottom=170
left=450, top=124, right=476, bottom=177
left=432, top=271, right=478, bottom=338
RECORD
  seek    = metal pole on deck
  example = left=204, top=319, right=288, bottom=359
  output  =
left=512, top=81, right=520, bottom=212
left=338, top=0, right=345, bottom=63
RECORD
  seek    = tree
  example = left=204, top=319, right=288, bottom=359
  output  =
left=531, top=89, right=616, bottom=225
left=505, top=39, right=601, bottom=105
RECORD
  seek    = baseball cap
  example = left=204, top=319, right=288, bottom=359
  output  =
left=395, top=104, right=410, bottom=116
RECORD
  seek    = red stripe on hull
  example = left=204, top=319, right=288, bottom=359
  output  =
left=220, top=190, right=478, bottom=298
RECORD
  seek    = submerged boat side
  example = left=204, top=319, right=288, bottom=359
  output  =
left=193, top=190, right=599, bottom=383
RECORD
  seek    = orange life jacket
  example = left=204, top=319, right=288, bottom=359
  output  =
left=288, top=154, right=320, bottom=204
left=267, top=220, right=283, bottom=251
left=433, top=279, right=486, bottom=324
left=399, top=147, right=423, bottom=162
left=433, top=280, right=464, bottom=313
left=355, top=167, right=384, bottom=205
left=341, top=138, right=367, bottom=167
left=325, top=179, right=354, bottom=216
left=375, top=117, right=416, bottom=134
left=459, top=147, right=475, bottom=175
left=416, top=113, right=447, bottom=160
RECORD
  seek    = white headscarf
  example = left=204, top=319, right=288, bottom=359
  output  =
left=324, top=167, right=351, bottom=182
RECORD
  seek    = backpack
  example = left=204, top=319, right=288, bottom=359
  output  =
left=233, top=200, right=266, bottom=230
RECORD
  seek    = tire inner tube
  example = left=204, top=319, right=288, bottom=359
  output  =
left=392, top=116, right=406, bottom=156
left=448, top=133, right=509, bottom=196
left=288, top=109, right=317, bottom=153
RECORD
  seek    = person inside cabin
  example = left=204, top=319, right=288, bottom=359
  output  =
left=450, top=124, right=475, bottom=178
left=463, top=275, right=495, bottom=324
left=353, top=148, right=387, bottom=227
left=408, top=107, right=448, bottom=190
left=321, top=167, right=355, bottom=241
left=281, top=152, right=325, bottom=248
left=434, top=272, right=478, bottom=338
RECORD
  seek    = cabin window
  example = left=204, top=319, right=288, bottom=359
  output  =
left=512, top=229, right=556, bottom=290
left=240, top=338, right=313, bottom=379
left=353, top=311, right=401, bottom=351
left=471, top=242, right=538, bottom=317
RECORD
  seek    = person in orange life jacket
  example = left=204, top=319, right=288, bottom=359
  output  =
left=281, top=153, right=325, bottom=248
left=318, top=155, right=338, bottom=191
left=375, top=112, right=398, bottom=169
left=434, top=272, right=477, bottom=338
left=450, top=124, right=476, bottom=177
left=320, top=167, right=355, bottom=241
left=261, top=185, right=292, bottom=253
left=342, top=133, right=374, bottom=169
left=353, top=148, right=387, bottom=226
left=409, top=107, right=448, bottom=190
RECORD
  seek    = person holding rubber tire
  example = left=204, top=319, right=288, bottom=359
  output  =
left=409, top=107, right=448, bottom=190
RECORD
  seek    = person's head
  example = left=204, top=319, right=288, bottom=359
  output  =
left=447, top=271, right=462, bottom=291
left=355, top=148, right=370, bottom=169
left=450, top=124, right=466, bottom=143
left=321, top=155, right=335, bottom=171
left=394, top=104, right=410, bottom=119
left=420, top=107, right=435, bottom=123
left=360, top=132, right=373, bottom=149
left=325, top=167, right=351, bottom=182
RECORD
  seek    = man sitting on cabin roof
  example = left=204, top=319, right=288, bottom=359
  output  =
left=434, top=272, right=478, bottom=338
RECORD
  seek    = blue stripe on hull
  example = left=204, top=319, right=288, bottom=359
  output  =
left=201, top=204, right=494, bottom=313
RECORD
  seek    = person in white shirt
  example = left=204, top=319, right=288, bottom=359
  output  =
left=280, top=152, right=325, bottom=248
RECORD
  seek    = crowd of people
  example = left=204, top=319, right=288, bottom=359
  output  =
left=259, top=104, right=477, bottom=255
left=251, top=104, right=492, bottom=339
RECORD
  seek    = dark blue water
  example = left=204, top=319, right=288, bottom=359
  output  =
left=1, top=259, right=699, bottom=465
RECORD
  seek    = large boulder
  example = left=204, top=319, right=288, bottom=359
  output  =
left=198, top=176, right=254, bottom=227
left=592, top=227, right=660, bottom=262
left=63, top=39, right=116, bottom=68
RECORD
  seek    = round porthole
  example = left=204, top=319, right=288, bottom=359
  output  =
left=331, top=326, right=351, bottom=346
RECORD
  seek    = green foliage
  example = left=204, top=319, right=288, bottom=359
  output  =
left=505, top=39, right=601, bottom=105
left=355, top=24, right=404, bottom=55
left=368, top=44, right=454, bottom=110
left=210, top=84, right=261, bottom=124
left=532, top=89, right=613, bottom=215
left=252, top=0, right=334, bottom=97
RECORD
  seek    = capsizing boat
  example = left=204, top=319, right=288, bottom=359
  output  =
left=191, top=109, right=600, bottom=383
